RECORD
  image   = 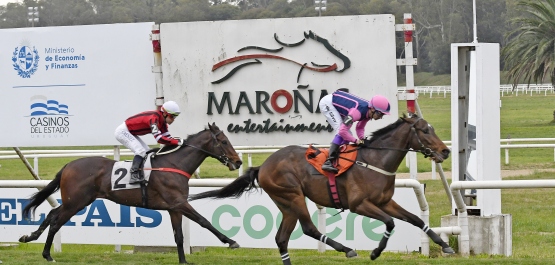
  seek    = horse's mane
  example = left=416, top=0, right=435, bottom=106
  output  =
left=366, top=114, right=413, bottom=144
left=154, top=127, right=210, bottom=153
left=184, top=128, right=209, bottom=142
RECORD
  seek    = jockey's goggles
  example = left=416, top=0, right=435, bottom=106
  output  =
left=167, top=112, right=179, bottom=118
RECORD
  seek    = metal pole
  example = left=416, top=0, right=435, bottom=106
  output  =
left=13, top=147, right=59, bottom=207
left=472, top=0, right=478, bottom=43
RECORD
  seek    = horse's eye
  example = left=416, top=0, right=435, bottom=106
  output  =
left=222, top=140, right=228, bottom=145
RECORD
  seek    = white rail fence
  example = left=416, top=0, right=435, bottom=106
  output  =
left=0, top=178, right=453, bottom=256
left=1, top=139, right=554, bottom=179
left=450, top=179, right=555, bottom=256
left=6, top=173, right=554, bottom=256
left=398, top=84, right=555, bottom=98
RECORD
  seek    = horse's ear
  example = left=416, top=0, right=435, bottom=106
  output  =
left=208, top=122, right=218, bottom=132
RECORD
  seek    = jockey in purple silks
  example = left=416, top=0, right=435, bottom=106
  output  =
left=318, top=90, right=391, bottom=173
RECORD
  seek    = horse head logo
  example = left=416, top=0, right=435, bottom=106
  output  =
left=211, top=30, right=351, bottom=87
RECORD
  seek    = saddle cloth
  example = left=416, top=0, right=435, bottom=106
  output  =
left=111, top=153, right=154, bottom=191
left=305, top=144, right=358, bottom=176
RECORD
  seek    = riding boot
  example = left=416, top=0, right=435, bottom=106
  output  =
left=129, top=155, right=144, bottom=184
left=321, top=143, right=340, bottom=174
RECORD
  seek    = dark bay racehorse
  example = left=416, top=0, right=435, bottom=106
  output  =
left=20, top=123, right=242, bottom=264
left=189, top=115, right=455, bottom=264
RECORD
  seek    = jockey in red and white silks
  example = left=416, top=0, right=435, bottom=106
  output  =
left=114, top=101, right=182, bottom=184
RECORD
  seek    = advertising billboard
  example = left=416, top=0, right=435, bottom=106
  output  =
left=160, top=15, right=398, bottom=146
left=0, top=23, right=156, bottom=147
left=0, top=186, right=421, bottom=251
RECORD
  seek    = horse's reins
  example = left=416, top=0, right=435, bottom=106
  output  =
left=147, top=130, right=235, bottom=179
left=357, top=117, right=434, bottom=157
left=350, top=117, right=435, bottom=176
left=154, top=130, right=233, bottom=166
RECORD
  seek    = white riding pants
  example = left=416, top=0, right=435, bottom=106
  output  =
left=114, top=123, right=150, bottom=157
left=319, top=94, right=342, bottom=134
left=319, top=94, right=355, bottom=143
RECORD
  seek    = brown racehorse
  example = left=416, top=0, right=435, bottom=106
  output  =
left=20, top=123, right=242, bottom=264
left=189, top=115, right=455, bottom=264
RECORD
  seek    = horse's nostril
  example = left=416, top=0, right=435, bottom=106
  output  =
left=442, top=149, right=450, bottom=156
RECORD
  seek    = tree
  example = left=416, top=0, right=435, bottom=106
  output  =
left=501, top=0, right=555, bottom=86
left=0, top=2, right=27, bottom=28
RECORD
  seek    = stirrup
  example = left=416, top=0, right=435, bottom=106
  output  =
left=129, top=171, right=144, bottom=184
left=322, top=162, right=338, bottom=173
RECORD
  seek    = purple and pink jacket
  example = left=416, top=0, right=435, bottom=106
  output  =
left=331, top=90, right=372, bottom=143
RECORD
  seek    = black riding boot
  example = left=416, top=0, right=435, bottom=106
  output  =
left=321, top=143, right=340, bottom=174
left=129, top=155, right=144, bottom=184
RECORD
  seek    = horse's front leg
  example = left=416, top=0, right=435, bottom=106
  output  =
left=352, top=199, right=395, bottom=260
left=177, top=201, right=240, bottom=249
left=380, top=199, right=455, bottom=254
left=168, top=211, right=188, bottom=264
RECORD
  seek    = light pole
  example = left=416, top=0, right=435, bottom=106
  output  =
left=27, top=6, right=39, bottom=27
left=314, top=0, right=326, bottom=17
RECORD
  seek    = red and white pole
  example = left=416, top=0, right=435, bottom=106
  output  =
left=404, top=14, right=416, bottom=114
left=151, top=25, right=164, bottom=111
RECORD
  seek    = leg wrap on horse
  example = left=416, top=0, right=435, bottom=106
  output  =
left=317, top=234, right=357, bottom=258
left=371, top=220, right=394, bottom=260
left=280, top=251, right=292, bottom=265
left=424, top=225, right=451, bottom=249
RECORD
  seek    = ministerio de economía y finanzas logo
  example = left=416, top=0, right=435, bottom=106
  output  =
left=12, top=45, right=40, bottom=78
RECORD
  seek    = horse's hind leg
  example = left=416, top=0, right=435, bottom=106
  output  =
left=271, top=194, right=357, bottom=265
left=274, top=210, right=297, bottom=265
left=41, top=202, right=92, bottom=262
left=381, top=199, right=454, bottom=254
left=168, top=211, right=188, bottom=264
left=19, top=206, right=61, bottom=243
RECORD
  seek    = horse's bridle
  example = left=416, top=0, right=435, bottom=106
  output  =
left=408, top=117, right=434, bottom=157
left=154, top=130, right=235, bottom=166
left=184, top=130, right=235, bottom=166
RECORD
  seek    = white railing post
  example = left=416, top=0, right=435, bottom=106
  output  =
left=431, top=161, right=436, bottom=180
left=238, top=152, right=243, bottom=176
left=316, top=204, right=326, bottom=252
left=33, top=156, right=38, bottom=175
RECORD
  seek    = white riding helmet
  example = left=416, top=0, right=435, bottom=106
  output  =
left=161, top=101, right=181, bottom=117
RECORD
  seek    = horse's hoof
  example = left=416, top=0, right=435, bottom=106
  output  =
left=443, top=247, right=455, bottom=254
left=18, top=235, right=27, bottom=243
left=370, top=249, right=381, bottom=260
left=229, top=242, right=240, bottom=249
left=346, top=250, right=358, bottom=258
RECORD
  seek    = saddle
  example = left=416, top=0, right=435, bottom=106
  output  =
left=305, top=144, right=358, bottom=209
left=305, top=144, right=358, bottom=176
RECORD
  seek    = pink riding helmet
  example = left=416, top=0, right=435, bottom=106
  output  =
left=370, top=95, right=391, bottom=114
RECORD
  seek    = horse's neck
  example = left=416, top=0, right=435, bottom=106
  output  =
left=364, top=125, right=411, bottom=172
left=154, top=147, right=208, bottom=173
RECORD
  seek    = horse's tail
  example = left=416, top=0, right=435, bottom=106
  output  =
left=189, top=166, right=260, bottom=201
left=22, top=165, right=66, bottom=219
